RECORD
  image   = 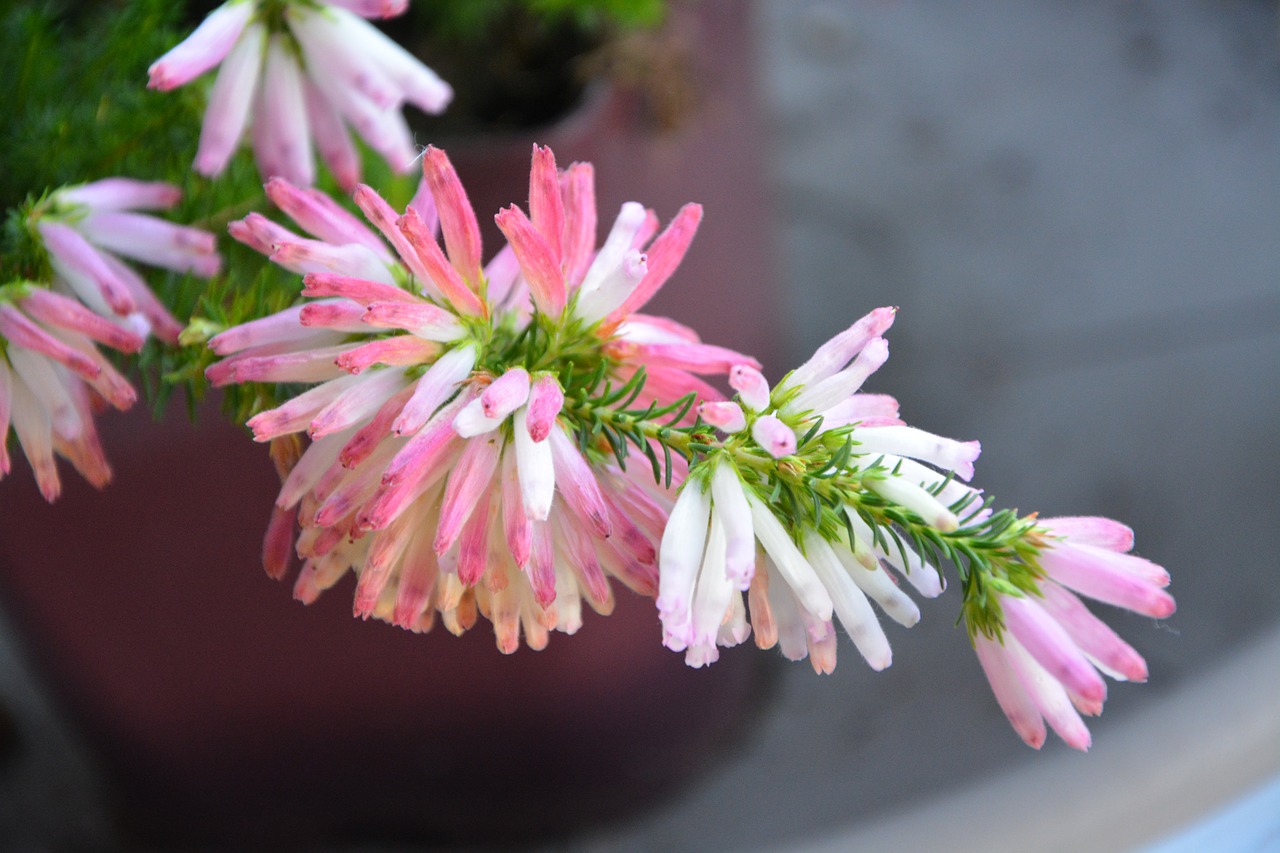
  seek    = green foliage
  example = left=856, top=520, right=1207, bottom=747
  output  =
left=0, top=0, right=429, bottom=417
left=402, top=0, right=664, bottom=44
left=564, top=365, right=699, bottom=488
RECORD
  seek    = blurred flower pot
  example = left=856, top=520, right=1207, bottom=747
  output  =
left=0, top=1, right=779, bottom=846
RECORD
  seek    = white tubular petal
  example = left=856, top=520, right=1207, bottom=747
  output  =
left=574, top=249, right=647, bottom=323
left=851, top=425, right=981, bottom=482
left=578, top=202, right=648, bottom=299
left=845, top=507, right=944, bottom=598
left=324, top=6, right=453, bottom=114
left=746, top=493, right=833, bottom=622
left=779, top=306, right=896, bottom=394
left=804, top=532, right=892, bottom=670
left=718, top=590, right=751, bottom=647
left=451, top=397, right=503, bottom=438
left=863, top=469, right=959, bottom=532
left=829, top=538, right=921, bottom=628
left=690, top=516, right=734, bottom=648
left=710, top=460, right=755, bottom=589
left=7, top=349, right=80, bottom=440
left=513, top=406, right=554, bottom=521
left=657, top=475, right=712, bottom=646
left=288, top=6, right=400, bottom=110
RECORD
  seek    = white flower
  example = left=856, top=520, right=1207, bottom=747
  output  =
left=149, top=0, right=451, bottom=188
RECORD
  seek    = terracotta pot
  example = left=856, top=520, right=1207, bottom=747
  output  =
left=0, top=1, right=779, bottom=846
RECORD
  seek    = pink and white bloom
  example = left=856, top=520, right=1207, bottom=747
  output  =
left=658, top=453, right=923, bottom=671
left=974, top=516, right=1175, bottom=750
left=495, top=145, right=760, bottom=411
left=149, top=0, right=451, bottom=189
left=210, top=145, right=734, bottom=650
left=0, top=285, right=144, bottom=501
left=31, top=179, right=221, bottom=343
left=658, top=311, right=984, bottom=671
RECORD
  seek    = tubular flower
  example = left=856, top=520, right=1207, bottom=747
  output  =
left=0, top=284, right=144, bottom=501
left=209, top=145, right=744, bottom=650
left=653, top=309, right=1173, bottom=747
left=972, top=517, right=1175, bottom=751
left=28, top=179, right=221, bottom=344
left=657, top=313, right=974, bottom=672
left=148, top=0, right=450, bottom=189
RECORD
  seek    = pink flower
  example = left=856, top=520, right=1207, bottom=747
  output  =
left=149, top=0, right=451, bottom=189
left=496, top=145, right=761, bottom=409
left=0, top=285, right=144, bottom=501
left=31, top=179, right=221, bottom=344
left=973, top=516, right=1175, bottom=750
left=210, top=146, right=736, bottom=650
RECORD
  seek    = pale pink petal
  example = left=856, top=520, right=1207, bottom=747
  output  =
left=56, top=179, right=181, bottom=212
left=524, top=375, right=564, bottom=442
left=148, top=1, right=253, bottom=90
left=780, top=306, right=897, bottom=393
left=974, top=634, right=1047, bottom=749
left=700, top=401, right=746, bottom=434
left=548, top=427, right=611, bottom=538
left=194, top=22, right=265, bottom=177
left=481, top=368, right=530, bottom=420
left=729, top=364, right=771, bottom=411
left=397, top=208, right=485, bottom=316
left=435, top=432, right=503, bottom=554
left=1002, top=594, right=1107, bottom=707
left=751, top=414, right=797, bottom=459
left=266, top=178, right=386, bottom=255
left=1038, top=516, right=1136, bottom=553
left=302, top=81, right=362, bottom=191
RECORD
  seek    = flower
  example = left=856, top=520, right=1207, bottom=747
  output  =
left=657, top=309, right=984, bottom=671
left=149, top=0, right=452, bottom=189
left=0, top=284, right=144, bottom=501
left=972, top=516, right=1175, bottom=750
left=30, top=178, right=221, bottom=344
left=210, top=145, right=749, bottom=650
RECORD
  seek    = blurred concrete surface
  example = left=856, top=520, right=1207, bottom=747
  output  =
left=2, top=0, right=1278, bottom=850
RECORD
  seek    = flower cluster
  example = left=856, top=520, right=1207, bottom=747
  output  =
left=208, top=145, right=751, bottom=649
left=201, top=144, right=1176, bottom=751
left=0, top=0, right=1178, bottom=757
left=0, top=285, right=143, bottom=500
left=1, top=178, right=222, bottom=499
left=148, top=0, right=452, bottom=189
left=29, top=179, right=221, bottom=344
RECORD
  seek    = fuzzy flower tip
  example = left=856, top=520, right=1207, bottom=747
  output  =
left=0, top=284, right=144, bottom=501
left=210, top=145, right=747, bottom=651
left=149, top=0, right=451, bottom=189
left=28, top=179, right=220, bottom=344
